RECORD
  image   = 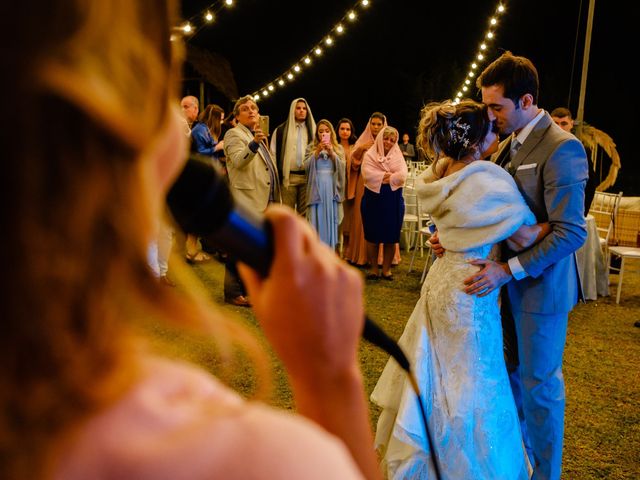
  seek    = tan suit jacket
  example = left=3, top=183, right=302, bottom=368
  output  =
left=223, top=123, right=281, bottom=213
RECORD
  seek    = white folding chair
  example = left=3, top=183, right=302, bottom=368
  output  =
left=408, top=219, right=436, bottom=284
left=588, top=191, right=623, bottom=267
left=401, top=185, right=419, bottom=251
left=607, top=246, right=640, bottom=304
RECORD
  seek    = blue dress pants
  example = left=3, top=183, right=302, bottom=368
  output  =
left=508, top=310, right=568, bottom=480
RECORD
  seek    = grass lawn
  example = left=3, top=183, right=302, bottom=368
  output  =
left=144, top=245, right=640, bottom=479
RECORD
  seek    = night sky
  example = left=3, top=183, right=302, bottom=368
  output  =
left=181, top=0, right=637, bottom=195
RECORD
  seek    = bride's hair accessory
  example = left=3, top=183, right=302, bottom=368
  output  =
left=450, top=117, right=471, bottom=148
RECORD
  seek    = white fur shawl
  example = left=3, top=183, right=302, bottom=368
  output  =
left=416, top=160, right=536, bottom=252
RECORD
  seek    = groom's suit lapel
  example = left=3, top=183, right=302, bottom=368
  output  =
left=510, top=113, right=553, bottom=172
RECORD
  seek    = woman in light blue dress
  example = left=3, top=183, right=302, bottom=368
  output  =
left=304, top=119, right=346, bottom=250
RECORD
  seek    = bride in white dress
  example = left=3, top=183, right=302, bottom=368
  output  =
left=371, top=100, right=549, bottom=479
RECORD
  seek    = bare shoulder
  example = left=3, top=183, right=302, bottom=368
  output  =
left=54, top=358, right=363, bottom=480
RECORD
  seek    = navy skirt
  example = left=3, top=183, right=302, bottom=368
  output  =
left=361, top=184, right=405, bottom=244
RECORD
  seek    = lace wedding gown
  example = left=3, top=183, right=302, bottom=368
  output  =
left=371, top=161, right=534, bottom=479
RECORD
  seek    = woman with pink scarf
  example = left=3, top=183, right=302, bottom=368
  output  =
left=361, top=126, right=408, bottom=280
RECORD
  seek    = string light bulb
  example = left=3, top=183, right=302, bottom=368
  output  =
left=250, top=0, right=374, bottom=99
left=452, top=2, right=507, bottom=100
left=178, top=0, right=238, bottom=40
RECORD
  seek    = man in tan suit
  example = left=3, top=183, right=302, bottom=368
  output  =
left=222, top=95, right=281, bottom=306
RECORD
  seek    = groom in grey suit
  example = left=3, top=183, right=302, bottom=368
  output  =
left=463, top=52, right=588, bottom=480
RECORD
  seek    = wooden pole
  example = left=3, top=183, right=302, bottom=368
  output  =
left=575, top=0, right=596, bottom=135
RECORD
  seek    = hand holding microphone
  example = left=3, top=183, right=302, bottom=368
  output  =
left=238, top=206, right=365, bottom=380
left=166, top=155, right=412, bottom=374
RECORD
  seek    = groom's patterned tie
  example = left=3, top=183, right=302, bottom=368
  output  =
left=503, top=136, right=521, bottom=174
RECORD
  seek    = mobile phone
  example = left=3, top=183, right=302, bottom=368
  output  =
left=259, top=115, right=269, bottom=135
left=321, top=132, right=330, bottom=144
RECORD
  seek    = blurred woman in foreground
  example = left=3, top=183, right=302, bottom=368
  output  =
left=0, top=1, right=380, bottom=479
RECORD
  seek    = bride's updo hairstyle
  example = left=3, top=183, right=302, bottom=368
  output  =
left=417, top=99, right=491, bottom=178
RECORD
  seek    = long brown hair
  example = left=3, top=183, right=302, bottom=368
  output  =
left=0, top=1, right=267, bottom=477
left=199, top=103, right=225, bottom=140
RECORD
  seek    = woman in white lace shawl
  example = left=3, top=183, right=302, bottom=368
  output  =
left=371, top=99, right=549, bottom=479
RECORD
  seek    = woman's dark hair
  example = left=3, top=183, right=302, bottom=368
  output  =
left=336, top=117, right=357, bottom=145
left=199, top=104, right=225, bottom=140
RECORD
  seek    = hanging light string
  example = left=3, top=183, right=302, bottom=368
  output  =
left=452, top=3, right=507, bottom=104
left=252, top=0, right=373, bottom=101
left=179, top=0, right=236, bottom=39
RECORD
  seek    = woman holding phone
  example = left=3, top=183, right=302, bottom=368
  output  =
left=304, top=120, right=346, bottom=250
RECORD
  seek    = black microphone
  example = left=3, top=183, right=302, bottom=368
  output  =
left=166, top=155, right=411, bottom=374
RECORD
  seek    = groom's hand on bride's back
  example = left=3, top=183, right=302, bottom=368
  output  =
left=463, top=259, right=512, bottom=297
left=429, top=231, right=445, bottom=257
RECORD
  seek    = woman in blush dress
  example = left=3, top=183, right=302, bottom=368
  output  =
left=2, top=1, right=383, bottom=479
left=304, top=119, right=346, bottom=250
left=345, top=112, right=387, bottom=267
left=336, top=118, right=357, bottom=257
left=371, top=100, right=549, bottom=479
left=360, top=126, right=408, bottom=280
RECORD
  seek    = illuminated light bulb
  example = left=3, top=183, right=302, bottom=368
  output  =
left=336, top=24, right=344, bottom=34
left=262, top=90, right=269, bottom=96
left=465, top=79, right=470, bottom=85
left=287, top=73, right=294, bottom=80
left=468, top=71, right=475, bottom=77
left=182, top=23, right=192, bottom=33
left=471, top=62, right=477, bottom=69
left=462, top=86, right=468, bottom=92
left=362, top=0, right=370, bottom=6
left=325, top=36, right=333, bottom=45
left=225, top=0, right=233, bottom=5
left=477, top=53, right=484, bottom=60
left=457, top=92, right=463, bottom=97
left=487, top=31, right=494, bottom=39
left=480, top=43, right=487, bottom=50
left=278, top=79, right=285, bottom=86
left=315, top=47, right=323, bottom=55
left=490, top=17, right=497, bottom=25
left=348, top=11, right=356, bottom=20
left=498, top=5, right=505, bottom=13
left=205, top=11, right=214, bottom=22
left=254, top=94, right=260, bottom=100
left=304, top=56, right=311, bottom=64
left=268, top=85, right=274, bottom=91
left=293, top=64, right=301, bottom=72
